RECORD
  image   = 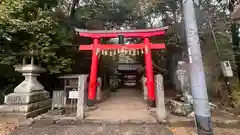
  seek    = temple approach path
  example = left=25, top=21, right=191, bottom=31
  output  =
left=85, top=88, right=157, bottom=123
left=9, top=88, right=174, bottom=135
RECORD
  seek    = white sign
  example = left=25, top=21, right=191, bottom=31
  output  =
left=69, top=91, right=78, bottom=99
left=221, top=61, right=234, bottom=77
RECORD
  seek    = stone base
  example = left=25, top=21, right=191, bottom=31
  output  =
left=5, top=91, right=50, bottom=105
left=47, top=109, right=65, bottom=116
left=0, top=105, right=51, bottom=119
left=1, top=90, right=51, bottom=119
left=0, top=99, right=51, bottom=113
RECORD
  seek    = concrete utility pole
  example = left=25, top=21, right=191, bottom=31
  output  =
left=182, top=0, right=213, bottom=134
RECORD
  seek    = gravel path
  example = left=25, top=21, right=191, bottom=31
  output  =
left=85, top=88, right=156, bottom=123
left=9, top=124, right=173, bottom=135
left=8, top=123, right=240, bottom=135
left=170, top=127, right=240, bottom=135
left=0, top=117, right=19, bottom=135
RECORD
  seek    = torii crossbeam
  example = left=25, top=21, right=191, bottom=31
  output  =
left=76, top=26, right=169, bottom=106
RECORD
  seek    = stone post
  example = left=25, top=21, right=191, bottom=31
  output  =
left=141, top=76, right=148, bottom=101
left=0, top=62, right=51, bottom=118
left=154, top=74, right=166, bottom=121
left=77, top=75, right=88, bottom=119
left=96, top=77, right=102, bottom=101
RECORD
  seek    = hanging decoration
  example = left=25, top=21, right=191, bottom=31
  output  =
left=136, top=49, right=140, bottom=55
left=104, top=50, right=108, bottom=56
left=109, top=50, right=113, bottom=56
left=113, top=50, right=117, bottom=55
left=141, top=49, right=144, bottom=54
left=133, top=49, right=136, bottom=56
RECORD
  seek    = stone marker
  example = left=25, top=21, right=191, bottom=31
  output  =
left=154, top=74, right=166, bottom=121
left=0, top=62, right=51, bottom=118
left=142, top=74, right=166, bottom=120
left=76, top=75, right=88, bottom=119
left=96, top=77, right=102, bottom=101
left=141, top=76, right=148, bottom=101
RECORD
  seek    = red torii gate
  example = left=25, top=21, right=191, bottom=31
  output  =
left=76, top=26, right=169, bottom=106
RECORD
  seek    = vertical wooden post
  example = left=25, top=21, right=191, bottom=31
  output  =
left=144, top=37, right=156, bottom=106
left=87, top=38, right=100, bottom=106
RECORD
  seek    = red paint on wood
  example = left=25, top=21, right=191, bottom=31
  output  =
left=79, top=44, right=165, bottom=50
left=144, top=37, right=155, bottom=101
left=88, top=38, right=100, bottom=100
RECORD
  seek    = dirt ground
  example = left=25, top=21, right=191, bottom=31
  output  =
left=9, top=124, right=173, bottom=135
left=0, top=115, right=238, bottom=135
left=0, top=117, right=19, bottom=135
left=3, top=122, right=240, bottom=135
left=170, top=127, right=240, bottom=135
left=0, top=115, right=240, bottom=135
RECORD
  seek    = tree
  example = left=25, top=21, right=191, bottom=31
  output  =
left=0, top=0, right=77, bottom=101
left=1, top=0, right=239, bottom=106
left=0, top=0, right=75, bottom=73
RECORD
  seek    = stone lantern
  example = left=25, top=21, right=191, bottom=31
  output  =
left=0, top=57, right=51, bottom=118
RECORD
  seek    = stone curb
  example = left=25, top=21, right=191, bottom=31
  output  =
left=55, top=118, right=159, bottom=125
left=19, top=116, right=161, bottom=127
left=19, top=113, right=240, bottom=128
left=81, top=119, right=158, bottom=125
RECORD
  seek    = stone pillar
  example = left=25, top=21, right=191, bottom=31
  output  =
left=96, top=77, right=102, bottom=101
left=77, top=75, right=88, bottom=119
left=154, top=74, right=166, bottom=121
left=141, top=76, right=148, bottom=101
left=0, top=64, right=51, bottom=118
